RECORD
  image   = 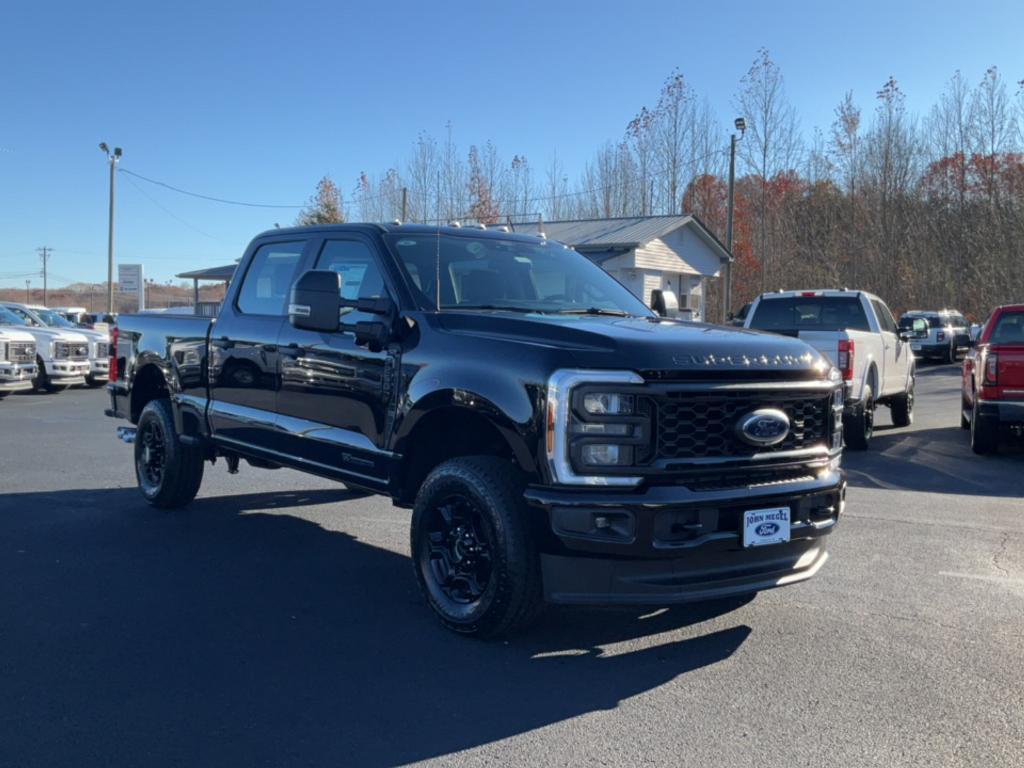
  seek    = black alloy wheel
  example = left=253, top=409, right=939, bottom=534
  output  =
left=422, top=493, right=495, bottom=606
left=136, top=416, right=167, bottom=492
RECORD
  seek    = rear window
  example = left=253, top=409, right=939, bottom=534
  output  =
left=990, top=312, right=1024, bottom=344
left=749, top=296, right=871, bottom=333
left=899, top=314, right=944, bottom=329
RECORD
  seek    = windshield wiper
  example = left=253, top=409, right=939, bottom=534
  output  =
left=555, top=307, right=632, bottom=317
left=450, top=305, right=548, bottom=314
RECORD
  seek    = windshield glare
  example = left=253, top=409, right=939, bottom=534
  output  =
left=0, top=306, right=28, bottom=326
left=385, top=233, right=651, bottom=316
left=33, top=308, right=75, bottom=328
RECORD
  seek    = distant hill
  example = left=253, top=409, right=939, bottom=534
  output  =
left=0, top=283, right=225, bottom=313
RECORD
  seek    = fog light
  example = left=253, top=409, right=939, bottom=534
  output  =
left=581, top=444, right=634, bottom=465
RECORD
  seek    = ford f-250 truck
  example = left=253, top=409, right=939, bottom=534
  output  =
left=106, top=224, right=846, bottom=637
left=744, top=290, right=925, bottom=450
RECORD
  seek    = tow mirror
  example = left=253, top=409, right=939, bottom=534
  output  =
left=650, top=289, right=679, bottom=318
left=289, top=270, right=341, bottom=332
left=912, top=318, right=928, bottom=338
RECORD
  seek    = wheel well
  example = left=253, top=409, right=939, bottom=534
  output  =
left=866, top=364, right=879, bottom=401
left=130, top=365, right=169, bottom=423
left=397, top=408, right=518, bottom=505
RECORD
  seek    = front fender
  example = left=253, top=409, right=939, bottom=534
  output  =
left=394, top=365, right=542, bottom=475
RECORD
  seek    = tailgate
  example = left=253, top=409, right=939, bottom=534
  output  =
left=995, top=346, right=1024, bottom=391
left=793, top=332, right=841, bottom=367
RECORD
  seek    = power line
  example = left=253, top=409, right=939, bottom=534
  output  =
left=122, top=173, right=240, bottom=244
left=119, top=168, right=309, bottom=209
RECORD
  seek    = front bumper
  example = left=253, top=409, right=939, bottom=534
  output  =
left=0, top=363, right=36, bottom=392
left=526, top=469, right=845, bottom=604
left=44, top=359, right=89, bottom=384
left=88, top=359, right=110, bottom=380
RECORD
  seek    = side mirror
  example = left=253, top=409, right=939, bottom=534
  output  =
left=650, top=289, right=679, bottom=318
left=289, top=270, right=341, bottom=332
left=900, top=318, right=928, bottom=340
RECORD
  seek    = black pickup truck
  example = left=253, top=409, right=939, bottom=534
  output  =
left=107, top=224, right=846, bottom=637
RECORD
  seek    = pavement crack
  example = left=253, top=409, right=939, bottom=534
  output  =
left=993, top=532, right=1012, bottom=577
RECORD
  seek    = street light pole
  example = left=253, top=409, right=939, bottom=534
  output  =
left=99, top=143, right=123, bottom=315
left=723, top=117, right=745, bottom=323
left=25, top=280, right=30, bottom=304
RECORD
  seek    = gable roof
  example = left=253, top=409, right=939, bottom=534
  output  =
left=509, top=215, right=732, bottom=261
left=177, top=264, right=238, bottom=281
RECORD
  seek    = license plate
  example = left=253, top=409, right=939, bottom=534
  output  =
left=742, top=507, right=791, bottom=547
left=911, top=343, right=922, bottom=351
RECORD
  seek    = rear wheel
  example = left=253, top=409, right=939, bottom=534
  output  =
left=970, top=398, right=999, bottom=455
left=134, top=398, right=205, bottom=508
left=844, top=385, right=875, bottom=450
left=946, top=341, right=956, bottom=364
left=890, top=374, right=914, bottom=427
left=31, top=356, right=49, bottom=392
left=411, top=456, right=541, bottom=639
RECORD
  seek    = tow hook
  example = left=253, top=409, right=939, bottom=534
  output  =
left=117, top=426, right=137, bottom=444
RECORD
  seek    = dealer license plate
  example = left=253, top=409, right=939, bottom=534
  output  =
left=911, top=342, right=922, bottom=351
left=742, top=507, right=791, bottom=548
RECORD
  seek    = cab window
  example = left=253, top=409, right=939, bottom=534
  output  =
left=236, top=241, right=307, bottom=315
left=314, top=239, right=387, bottom=321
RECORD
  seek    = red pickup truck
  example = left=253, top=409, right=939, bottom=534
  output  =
left=962, top=304, right=1024, bottom=454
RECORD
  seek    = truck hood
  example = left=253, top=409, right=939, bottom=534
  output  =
left=14, top=327, right=89, bottom=344
left=68, top=327, right=108, bottom=343
left=0, top=326, right=36, bottom=343
left=436, top=312, right=830, bottom=377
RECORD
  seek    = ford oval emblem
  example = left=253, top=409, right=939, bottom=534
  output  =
left=755, top=522, right=780, bottom=536
left=736, top=408, right=790, bottom=447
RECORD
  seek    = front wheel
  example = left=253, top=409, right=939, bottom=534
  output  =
left=890, top=375, right=914, bottom=427
left=410, top=456, right=542, bottom=639
left=134, top=398, right=205, bottom=508
left=844, top=385, right=875, bottom=450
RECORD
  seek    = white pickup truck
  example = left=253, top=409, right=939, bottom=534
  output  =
left=744, top=289, right=926, bottom=449
left=0, top=315, right=37, bottom=397
left=0, top=301, right=91, bottom=391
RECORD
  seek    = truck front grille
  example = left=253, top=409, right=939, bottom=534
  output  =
left=649, top=390, right=831, bottom=461
left=8, top=341, right=35, bottom=363
left=94, top=342, right=109, bottom=358
left=55, top=342, right=89, bottom=360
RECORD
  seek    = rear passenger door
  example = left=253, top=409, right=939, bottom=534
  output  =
left=208, top=238, right=310, bottom=452
left=871, top=298, right=905, bottom=396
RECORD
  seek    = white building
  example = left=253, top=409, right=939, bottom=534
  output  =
left=511, top=215, right=732, bottom=321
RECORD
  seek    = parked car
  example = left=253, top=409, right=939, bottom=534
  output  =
left=961, top=304, right=1024, bottom=454
left=25, top=305, right=110, bottom=386
left=0, top=310, right=38, bottom=397
left=898, top=309, right=970, bottom=363
left=106, top=224, right=847, bottom=637
left=50, top=306, right=90, bottom=326
left=0, top=302, right=91, bottom=391
left=744, top=289, right=925, bottom=450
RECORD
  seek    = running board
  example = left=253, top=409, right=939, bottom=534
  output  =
left=116, top=426, right=137, bottom=444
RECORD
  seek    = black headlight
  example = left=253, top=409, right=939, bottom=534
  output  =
left=568, top=385, right=650, bottom=473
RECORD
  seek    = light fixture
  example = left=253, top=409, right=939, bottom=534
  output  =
left=734, top=117, right=746, bottom=133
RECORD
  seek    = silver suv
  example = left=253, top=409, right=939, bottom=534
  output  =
left=898, top=310, right=970, bottom=363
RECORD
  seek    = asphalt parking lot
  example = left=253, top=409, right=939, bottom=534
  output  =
left=1, top=363, right=1022, bottom=768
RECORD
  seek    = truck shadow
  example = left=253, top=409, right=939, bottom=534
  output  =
left=0, top=488, right=752, bottom=768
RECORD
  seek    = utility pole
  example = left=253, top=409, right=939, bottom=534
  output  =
left=37, top=247, right=52, bottom=305
left=401, top=187, right=408, bottom=222
left=724, top=117, right=746, bottom=324
left=99, top=143, right=123, bottom=314
left=25, top=280, right=31, bottom=304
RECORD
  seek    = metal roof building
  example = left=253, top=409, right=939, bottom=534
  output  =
left=511, top=215, right=731, bottom=320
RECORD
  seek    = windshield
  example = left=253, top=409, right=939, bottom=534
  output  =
left=0, top=306, right=28, bottom=326
left=749, top=296, right=871, bottom=332
left=1, top=306, right=40, bottom=327
left=32, top=308, right=76, bottom=328
left=384, top=233, right=652, bottom=316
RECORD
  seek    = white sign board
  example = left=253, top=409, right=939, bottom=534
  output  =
left=118, top=263, right=145, bottom=311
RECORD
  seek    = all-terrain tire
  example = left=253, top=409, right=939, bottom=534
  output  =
left=411, top=456, right=542, bottom=639
left=890, top=374, right=915, bottom=427
left=134, top=398, right=205, bottom=508
left=844, top=385, right=875, bottom=450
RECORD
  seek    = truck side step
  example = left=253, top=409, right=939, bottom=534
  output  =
left=116, top=426, right=137, bottom=444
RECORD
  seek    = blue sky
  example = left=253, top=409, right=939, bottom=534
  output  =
left=1, top=0, right=1022, bottom=288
